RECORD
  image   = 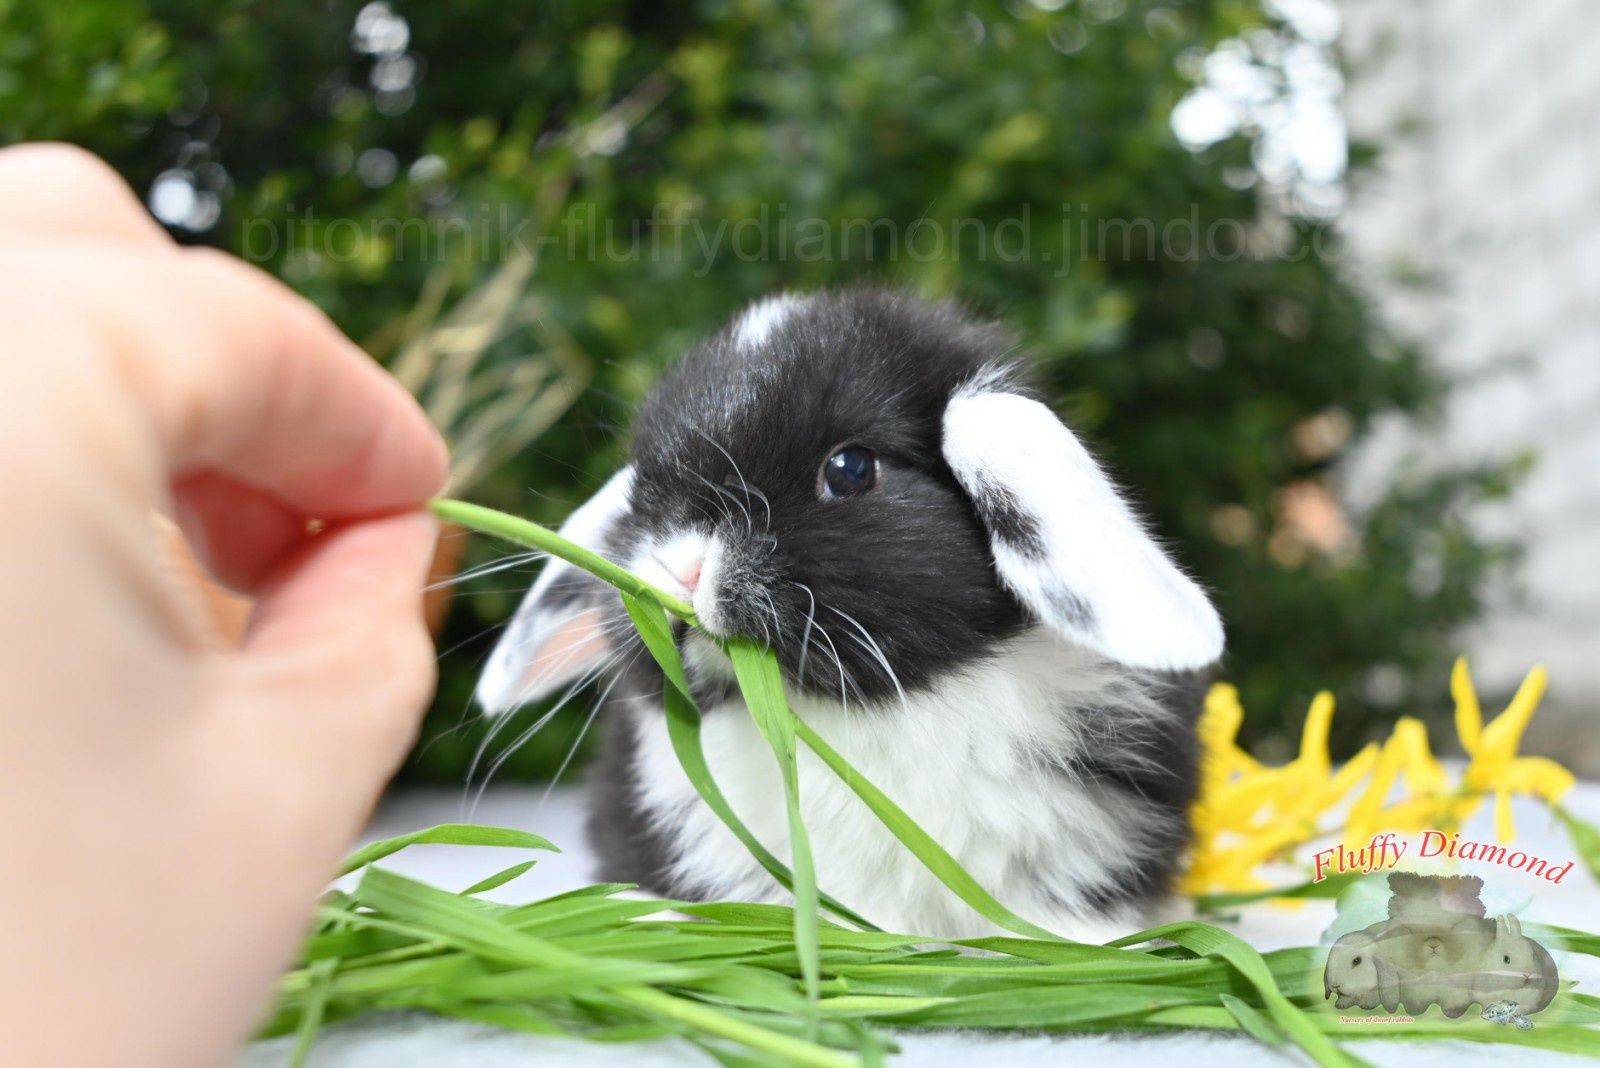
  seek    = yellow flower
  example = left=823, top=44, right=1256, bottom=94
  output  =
left=1453, top=658, right=1574, bottom=840
left=1391, top=717, right=1449, bottom=796
left=1346, top=717, right=1447, bottom=842
left=1194, top=683, right=1257, bottom=790
left=1186, top=689, right=1378, bottom=894
left=1184, top=659, right=1579, bottom=896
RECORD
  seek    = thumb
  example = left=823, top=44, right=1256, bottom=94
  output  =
left=219, top=510, right=440, bottom=829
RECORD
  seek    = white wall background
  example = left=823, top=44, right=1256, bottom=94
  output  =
left=1339, top=1, right=1600, bottom=764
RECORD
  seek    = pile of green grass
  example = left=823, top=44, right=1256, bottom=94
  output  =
left=263, top=501, right=1600, bottom=1066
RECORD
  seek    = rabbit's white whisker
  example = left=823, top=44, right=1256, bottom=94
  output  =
left=790, top=581, right=818, bottom=681
left=538, top=648, right=642, bottom=809
left=467, top=647, right=626, bottom=816
left=810, top=618, right=858, bottom=707
left=828, top=605, right=907, bottom=712
left=694, top=428, right=771, bottom=527
left=686, top=466, right=751, bottom=535
left=427, top=552, right=548, bottom=592
left=462, top=637, right=622, bottom=806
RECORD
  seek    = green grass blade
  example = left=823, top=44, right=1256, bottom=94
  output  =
left=1220, top=993, right=1286, bottom=1047
left=1111, top=922, right=1361, bottom=1068
left=431, top=499, right=696, bottom=621
left=504, top=896, right=684, bottom=937
left=622, top=592, right=877, bottom=931
left=1554, top=805, right=1600, bottom=886
left=611, top=988, right=858, bottom=1068
left=892, top=983, right=1213, bottom=1028
left=1527, top=922, right=1600, bottom=958
left=286, top=958, right=336, bottom=1068
left=338, top=824, right=557, bottom=877
left=316, top=955, right=482, bottom=1000
left=434, top=961, right=714, bottom=1000
left=728, top=638, right=822, bottom=1008
left=353, top=867, right=854, bottom=1068
left=460, top=859, right=538, bottom=896
left=1194, top=873, right=1359, bottom=913
left=620, top=592, right=694, bottom=692
left=790, top=716, right=1060, bottom=941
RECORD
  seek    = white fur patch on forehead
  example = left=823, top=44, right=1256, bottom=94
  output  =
left=733, top=293, right=806, bottom=349
left=943, top=389, right=1224, bottom=672
left=475, top=466, right=635, bottom=715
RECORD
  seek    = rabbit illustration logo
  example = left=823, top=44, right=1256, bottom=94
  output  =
left=1323, top=873, right=1559, bottom=1026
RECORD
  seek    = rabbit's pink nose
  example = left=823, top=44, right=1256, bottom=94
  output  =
left=676, top=559, right=704, bottom=593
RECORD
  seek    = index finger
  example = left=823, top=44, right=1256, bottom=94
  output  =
left=0, top=145, right=448, bottom=521
left=21, top=242, right=448, bottom=521
left=0, top=143, right=171, bottom=245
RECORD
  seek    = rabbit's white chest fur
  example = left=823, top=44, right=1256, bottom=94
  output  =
left=623, top=630, right=1172, bottom=940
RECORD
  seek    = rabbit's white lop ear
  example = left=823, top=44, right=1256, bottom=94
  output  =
left=943, top=387, right=1223, bottom=672
left=475, top=466, right=635, bottom=715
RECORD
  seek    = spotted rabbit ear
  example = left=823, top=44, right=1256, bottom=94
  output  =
left=474, top=467, right=635, bottom=716
left=942, top=384, right=1224, bottom=671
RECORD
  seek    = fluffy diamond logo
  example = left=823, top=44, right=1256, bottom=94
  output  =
left=1322, top=873, right=1559, bottom=1028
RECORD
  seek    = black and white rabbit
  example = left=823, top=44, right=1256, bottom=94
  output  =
left=475, top=287, right=1223, bottom=941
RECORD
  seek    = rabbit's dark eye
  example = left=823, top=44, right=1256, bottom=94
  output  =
left=820, top=445, right=878, bottom=499
left=1504, top=954, right=1512, bottom=965
left=1352, top=956, right=1363, bottom=966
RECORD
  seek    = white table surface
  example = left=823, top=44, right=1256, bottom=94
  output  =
left=248, top=780, right=1600, bottom=1067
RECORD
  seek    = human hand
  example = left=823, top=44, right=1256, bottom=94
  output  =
left=0, top=144, right=449, bottom=1066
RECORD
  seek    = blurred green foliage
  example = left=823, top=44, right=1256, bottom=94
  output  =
left=2, top=0, right=1521, bottom=778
